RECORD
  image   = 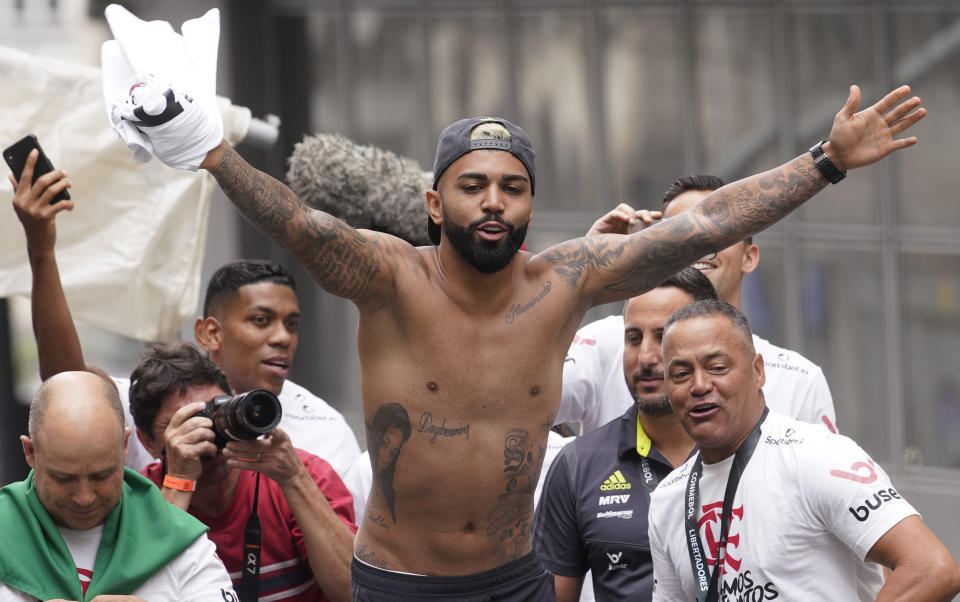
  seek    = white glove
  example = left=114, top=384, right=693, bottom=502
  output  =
left=100, top=4, right=223, bottom=171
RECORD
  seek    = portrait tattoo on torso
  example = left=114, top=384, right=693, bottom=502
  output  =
left=368, top=403, right=412, bottom=523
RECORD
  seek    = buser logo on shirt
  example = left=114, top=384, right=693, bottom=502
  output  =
left=600, top=470, right=632, bottom=491
left=848, top=487, right=902, bottom=522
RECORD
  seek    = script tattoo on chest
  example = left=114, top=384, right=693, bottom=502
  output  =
left=504, top=281, right=552, bottom=324
left=418, top=412, right=470, bottom=444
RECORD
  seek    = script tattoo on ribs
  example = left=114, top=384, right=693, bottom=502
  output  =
left=355, top=544, right=388, bottom=569
left=365, top=509, right=391, bottom=531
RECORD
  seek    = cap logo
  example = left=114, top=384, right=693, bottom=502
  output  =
left=469, top=120, right=513, bottom=152
left=470, top=138, right=512, bottom=151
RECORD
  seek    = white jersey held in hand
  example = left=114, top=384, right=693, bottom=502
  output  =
left=110, top=74, right=223, bottom=171
left=101, top=4, right=223, bottom=170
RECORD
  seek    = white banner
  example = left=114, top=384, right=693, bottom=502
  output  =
left=0, top=44, right=212, bottom=341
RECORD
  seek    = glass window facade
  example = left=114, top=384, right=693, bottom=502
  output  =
left=285, top=0, right=960, bottom=479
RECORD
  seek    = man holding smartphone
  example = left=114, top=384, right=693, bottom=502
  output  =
left=9, top=147, right=361, bottom=479
left=9, top=150, right=358, bottom=602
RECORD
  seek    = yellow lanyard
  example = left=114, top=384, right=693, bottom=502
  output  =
left=636, top=412, right=652, bottom=457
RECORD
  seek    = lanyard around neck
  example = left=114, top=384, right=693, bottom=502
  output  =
left=636, top=412, right=660, bottom=498
left=684, top=407, right=768, bottom=602
left=240, top=472, right=262, bottom=602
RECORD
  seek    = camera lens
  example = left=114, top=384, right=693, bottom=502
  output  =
left=243, top=391, right=279, bottom=429
left=203, top=389, right=282, bottom=447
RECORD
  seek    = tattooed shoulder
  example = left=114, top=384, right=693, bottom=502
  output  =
left=542, top=238, right=627, bottom=287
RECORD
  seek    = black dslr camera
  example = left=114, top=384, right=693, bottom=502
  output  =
left=194, top=389, right=282, bottom=448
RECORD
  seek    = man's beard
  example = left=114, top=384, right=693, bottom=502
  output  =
left=443, top=207, right=528, bottom=274
left=635, top=394, right=673, bottom=417
left=630, top=368, right=674, bottom=417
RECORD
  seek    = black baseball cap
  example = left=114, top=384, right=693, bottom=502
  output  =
left=428, top=117, right=536, bottom=245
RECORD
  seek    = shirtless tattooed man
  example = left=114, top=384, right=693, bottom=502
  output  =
left=123, top=82, right=924, bottom=599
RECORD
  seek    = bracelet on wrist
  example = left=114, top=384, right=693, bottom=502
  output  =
left=162, top=474, right=197, bottom=492
left=809, top=140, right=846, bottom=184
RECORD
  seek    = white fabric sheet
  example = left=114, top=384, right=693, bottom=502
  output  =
left=0, top=44, right=212, bottom=341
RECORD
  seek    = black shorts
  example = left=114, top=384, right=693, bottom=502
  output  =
left=351, top=552, right=556, bottom=601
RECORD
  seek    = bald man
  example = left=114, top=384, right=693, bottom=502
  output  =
left=0, top=372, right=236, bottom=602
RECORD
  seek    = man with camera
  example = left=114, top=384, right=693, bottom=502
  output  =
left=3, top=145, right=360, bottom=599
left=9, top=148, right=360, bottom=478
left=131, top=342, right=357, bottom=602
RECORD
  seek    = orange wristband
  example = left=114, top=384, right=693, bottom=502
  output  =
left=162, top=474, right=197, bottom=492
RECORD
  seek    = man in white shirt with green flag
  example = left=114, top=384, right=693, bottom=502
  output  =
left=0, top=371, right=235, bottom=601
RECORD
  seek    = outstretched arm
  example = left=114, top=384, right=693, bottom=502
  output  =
left=10, top=150, right=84, bottom=379
left=201, top=143, right=411, bottom=306
left=539, top=84, right=925, bottom=306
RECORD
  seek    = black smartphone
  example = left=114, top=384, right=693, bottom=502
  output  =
left=3, top=134, right=71, bottom=204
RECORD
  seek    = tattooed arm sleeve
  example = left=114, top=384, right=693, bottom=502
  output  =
left=540, top=154, right=827, bottom=306
left=205, top=142, right=403, bottom=303
left=541, top=84, right=927, bottom=306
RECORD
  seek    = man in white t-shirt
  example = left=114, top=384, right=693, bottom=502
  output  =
left=559, top=175, right=836, bottom=434
left=0, top=371, right=234, bottom=601
left=647, top=300, right=960, bottom=601
left=12, top=164, right=360, bottom=476
left=114, top=259, right=361, bottom=475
